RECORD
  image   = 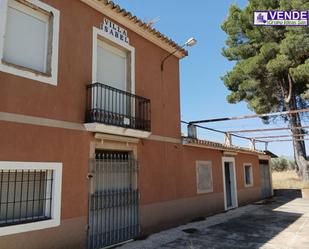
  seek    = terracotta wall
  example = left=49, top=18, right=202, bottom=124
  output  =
left=0, top=121, right=90, bottom=249
left=235, top=153, right=261, bottom=190
left=0, top=0, right=181, bottom=138
left=138, top=144, right=262, bottom=233
left=0, top=121, right=90, bottom=219
left=138, top=143, right=261, bottom=206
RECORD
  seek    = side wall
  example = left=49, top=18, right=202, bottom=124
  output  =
left=139, top=144, right=262, bottom=234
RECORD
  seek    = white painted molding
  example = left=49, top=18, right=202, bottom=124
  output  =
left=92, top=27, right=135, bottom=95
left=222, top=157, right=238, bottom=210
left=84, top=122, right=151, bottom=138
left=0, top=111, right=181, bottom=143
left=94, top=132, right=140, bottom=143
left=0, top=161, right=62, bottom=236
left=243, top=163, right=254, bottom=188
left=0, top=0, right=60, bottom=85
left=223, top=151, right=238, bottom=156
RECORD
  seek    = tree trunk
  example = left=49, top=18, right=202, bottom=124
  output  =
left=288, top=96, right=309, bottom=181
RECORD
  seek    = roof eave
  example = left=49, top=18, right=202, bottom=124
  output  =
left=80, top=0, right=188, bottom=59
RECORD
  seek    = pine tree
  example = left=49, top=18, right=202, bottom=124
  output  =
left=222, top=0, right=309, bottom=181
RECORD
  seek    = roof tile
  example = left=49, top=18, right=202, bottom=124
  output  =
left=94, top=0, right=187, bottom=56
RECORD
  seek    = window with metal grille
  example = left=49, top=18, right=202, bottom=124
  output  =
left=244, top=164, right=253, bottom=187
left=0, top=162, right=62, bottom=237
left=0, top=170, right=53, bottom=227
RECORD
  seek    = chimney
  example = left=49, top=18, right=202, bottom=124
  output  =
left=188, top=124, right=197, bottom=139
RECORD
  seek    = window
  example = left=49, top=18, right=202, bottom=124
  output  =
left=0, top=0, right=60, bottom=85
left=97, top=39, right=128, bottom=91
left=0, top=162, right=62, bottom=236
left=244, top=164, right=253, bottom=187
left=92, top=27, right=135, bottom=92
left=196, top=161, right=213, bottom=194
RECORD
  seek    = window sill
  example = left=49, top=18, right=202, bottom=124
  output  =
left=0, top=61, right=57, bottom=86
left=244, top=184, right=254, bottom=188
left=0, top=218, right=60, bottom=236
left=197, top=189, right=214, bottom=195
left=1, top=60, right=51, bottom=77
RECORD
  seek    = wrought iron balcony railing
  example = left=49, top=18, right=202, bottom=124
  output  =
left=86, top=82, right=151, bottom=132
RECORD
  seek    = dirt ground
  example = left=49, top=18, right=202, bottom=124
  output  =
left=118, top=190, right=309, bottom=249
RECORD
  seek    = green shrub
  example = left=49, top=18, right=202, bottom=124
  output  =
left=271, top=157, right=296, bottom=172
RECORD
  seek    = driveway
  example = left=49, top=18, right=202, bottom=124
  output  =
left=118, top=190, right=309, bottom=249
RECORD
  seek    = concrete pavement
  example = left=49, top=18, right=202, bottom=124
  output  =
left=118, top=190, right=309, bottom=249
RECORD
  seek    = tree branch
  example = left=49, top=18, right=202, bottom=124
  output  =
left=285, top=73, right=293, bottom=104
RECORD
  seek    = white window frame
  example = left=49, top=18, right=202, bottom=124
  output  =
left=0, top=0, right=60, bottom=86
left=196, top=160, right=213, bottom=194
left=243, top=163, right=254, bottom=187
left=92, top=26, right=135, bottom=94
left=0, top=161, right=62, bottom=236
left=222, top=157, right=238, bottom=210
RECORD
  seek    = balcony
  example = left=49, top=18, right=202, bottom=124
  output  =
left=84, top=82, right=151, bottom=138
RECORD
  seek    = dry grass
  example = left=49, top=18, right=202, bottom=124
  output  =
left=272, top=170, right=309, bottom=189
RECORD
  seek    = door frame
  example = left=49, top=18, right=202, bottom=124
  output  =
left=222, top=156, right=238, bottom=210
left=87, top=138, right=140, bottom=249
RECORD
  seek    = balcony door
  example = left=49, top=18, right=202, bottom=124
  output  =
left=95, top=40, right=130, bottom=121
left=97, top=39, right=127, bottom=91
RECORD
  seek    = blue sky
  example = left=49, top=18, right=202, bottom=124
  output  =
left=113, top=0, right=304, bottom=157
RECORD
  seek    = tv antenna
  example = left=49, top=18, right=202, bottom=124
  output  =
left=145, top=16, right=160, bottom=27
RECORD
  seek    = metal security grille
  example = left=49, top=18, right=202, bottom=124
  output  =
left=86, top=82, right=151, bottom=132
left=88, top=151, right=139, bottom=249
left=0, top=170, right=53, bottom=227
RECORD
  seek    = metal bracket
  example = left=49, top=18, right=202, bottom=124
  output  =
left=87, top=173, right=94, bottom=179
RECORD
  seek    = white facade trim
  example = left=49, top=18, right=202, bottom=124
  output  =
left=0, top=111, right=182, bottom=142
left=222, top=157, right=238, bottom=210
left=84, top=122, right=151, bottom=138
left=0, top=0, right=60, bottom=86
left=243, top=163, right=254, bottom=187
left=0, top=161, right=62, bottom=236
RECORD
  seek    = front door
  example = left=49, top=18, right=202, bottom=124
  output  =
left=87, top=150, right=139, bottom=249
left=224, top=162, right=233, bottom=208
left=222, top=158, right=238, bottom=210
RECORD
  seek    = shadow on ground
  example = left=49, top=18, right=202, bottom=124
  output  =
left=161, top=190, right=303, bottom=249
left=119, top=189, right=309, bottom=249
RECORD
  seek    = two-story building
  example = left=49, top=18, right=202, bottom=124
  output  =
left=0, top=1, right=273, bottom=249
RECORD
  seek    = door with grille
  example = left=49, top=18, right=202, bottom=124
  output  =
left=88, top=151, right=139, bottom=249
